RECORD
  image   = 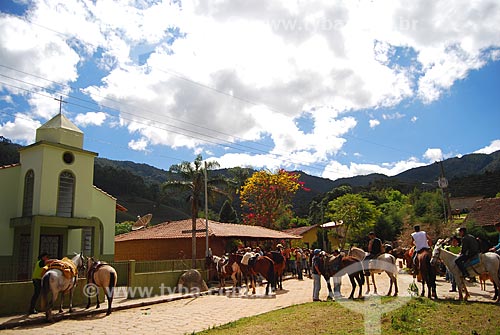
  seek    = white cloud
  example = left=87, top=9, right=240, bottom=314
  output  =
left=423, top=148, right=443, bottom=162
left=369, top=119, right=380, bottom=128
left=410, top=116, right=418, bottom=123
left=128, top=138, right=149, bottom=152
left=74, top=112, right=107, bottom=127
left=382, top=112, right=405, bottom=120
left=321, top=157, right=425, bottom=181
left=0, top=113, right=40, bottom=143
left=474, top=140, right=500, bottom=154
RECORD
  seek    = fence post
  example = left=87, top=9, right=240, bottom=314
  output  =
left=127, top=260, right=136, bottom=299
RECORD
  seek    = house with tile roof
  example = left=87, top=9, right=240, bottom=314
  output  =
left=463, top=197, right=500, bottom=228
left=283, top=222, right=342, bottom=250
left=0, top=113, right=117, bottom=280
left=114, top=218, right=301, bottom=261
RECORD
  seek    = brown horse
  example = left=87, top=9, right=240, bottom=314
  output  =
left=236, top=254, right=276, bottom=295
left=85, top=257, right=118, bottom=315
left=323, top=253, right=365, bottom=299
left=414, top=249, right=437, bottom=299
left=207, top=255, right=241, bottom=291
left=267, top=251, right=286, bottom=290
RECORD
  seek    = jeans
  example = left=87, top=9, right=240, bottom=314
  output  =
left=312, top=273, right=321, bottom=300
left=29, top=279, right=42, bottom=312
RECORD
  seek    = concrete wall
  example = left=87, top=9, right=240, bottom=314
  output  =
left=0, top=165, right=20, bottom=256
left=0, top=278, right=102, bottom=316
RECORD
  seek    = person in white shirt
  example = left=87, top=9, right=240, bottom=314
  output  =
left=411, top=225, right=432, bottom=274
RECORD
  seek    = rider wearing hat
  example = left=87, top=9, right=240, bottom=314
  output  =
left=455, top=227, right=480, bottom=279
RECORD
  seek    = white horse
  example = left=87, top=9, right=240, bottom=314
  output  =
left=430, top=238, right=500, bottom=302
left=40, top=253, right=85, bottom=321
left=349, top=246, right=398, bottom=296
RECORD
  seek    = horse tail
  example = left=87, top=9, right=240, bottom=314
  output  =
left=40, top=272, right=51, bottom=311
left=267, top=259, right=276, bottom=289
left=108, top=271, right=116, bottom=298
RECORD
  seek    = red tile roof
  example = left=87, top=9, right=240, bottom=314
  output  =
left=464, top=198, right=500, bottom=227
left=283, top=225, right=318, bottom=236
left=115, top=218, right=301, bottom=242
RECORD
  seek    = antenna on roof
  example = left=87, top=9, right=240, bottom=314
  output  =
left=132, top=213, right=152, bottom=231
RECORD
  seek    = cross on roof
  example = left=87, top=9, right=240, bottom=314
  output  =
left=54, top=95, right=67, bottom=115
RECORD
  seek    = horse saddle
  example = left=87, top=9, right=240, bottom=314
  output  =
left=465, top=255, right=480, bottom=267
left=42, top=257, right=78, bottom=279
left=87, top=261, right=107, bottom=283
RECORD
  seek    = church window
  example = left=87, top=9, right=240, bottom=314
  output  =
left=22, top=170, right=34, bottom=216
left=57, top=171, right=75, bottom=217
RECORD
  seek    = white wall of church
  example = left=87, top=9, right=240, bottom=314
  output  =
left=0, top=166, right=20, bottom=256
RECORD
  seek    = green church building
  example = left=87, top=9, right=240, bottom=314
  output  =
left=0, top=112, right=116, bottom=280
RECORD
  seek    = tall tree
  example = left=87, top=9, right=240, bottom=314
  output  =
left=326, top=193, right=380, bottom=249
left=240, top=169, right=307, bottom=229
left=163, top=154, right=225, bottom=267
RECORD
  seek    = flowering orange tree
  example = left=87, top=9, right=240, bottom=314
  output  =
left=240, top=169, right=309, bottom=228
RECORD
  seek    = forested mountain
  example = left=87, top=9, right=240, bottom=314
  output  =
left=1, top=136, right=499, bottom=222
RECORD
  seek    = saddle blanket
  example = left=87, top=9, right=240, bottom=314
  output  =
left=41, top=257, right=78, bottom=279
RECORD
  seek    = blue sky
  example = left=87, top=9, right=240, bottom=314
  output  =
left=1, top=0, right=499, bottom=181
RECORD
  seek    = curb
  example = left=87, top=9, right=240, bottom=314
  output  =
left=0, top=275, right=297, bottom=330
left=0, top=290, right=213, bottom=330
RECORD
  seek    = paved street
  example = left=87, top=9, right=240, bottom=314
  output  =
left=1, top=271, right=496, bottom=335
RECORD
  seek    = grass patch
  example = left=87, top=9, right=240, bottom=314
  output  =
left=196, top=297, right=500, bottom=335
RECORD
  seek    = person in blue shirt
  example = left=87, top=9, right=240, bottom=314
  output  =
left=488, top=221, right=500, bottom=255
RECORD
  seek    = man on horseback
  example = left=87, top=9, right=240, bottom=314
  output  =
left=411, top=225, right=431, bottom=275
left=365, top=232, right=382, bottom=276
left=455, top=227, right=480, bottom=279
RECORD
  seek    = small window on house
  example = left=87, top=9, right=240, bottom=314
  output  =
left=22, top=170, right=34, bottom=216
left=63, top=152, right=74, bottom=164
left=57, top=171, right=75, bottom=218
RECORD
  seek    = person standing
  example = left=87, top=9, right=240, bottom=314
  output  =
left=444, top=236, right=461, bottom=292
left=29, top=252, right=54, bottom=314
left=489, top=221, right=500, bottom=255
left=455, top=227, right=480, bottom=279
left=295, top=248, right=303, bottom=280
left=312, top=249, right=323, bottom=301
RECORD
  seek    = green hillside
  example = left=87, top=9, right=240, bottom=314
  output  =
left=1, top=136, right=500, bottom=222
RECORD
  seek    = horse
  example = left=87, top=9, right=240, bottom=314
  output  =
left=85, top=257, right=118, bottom=315
left=208, top=255, right=241, bottom=292
left=349, top=246, right=398, bottom=296
left=40, top=253, right=85, bottom=321
left=237, top=254, right=276, bottom=295
left=266, top=251, right=286, bottom=290
left=323, top=253, right=365, bottom=299
left=430, top=238, right=500, bottom=302
left=390, top=246, right=409, bottom=267
left=414, top=248, right=437, bottom=299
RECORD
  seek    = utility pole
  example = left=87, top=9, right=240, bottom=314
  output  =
left=204, top=161, right=209, bottom=257
left=437, top=161, right=452, bottom=223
